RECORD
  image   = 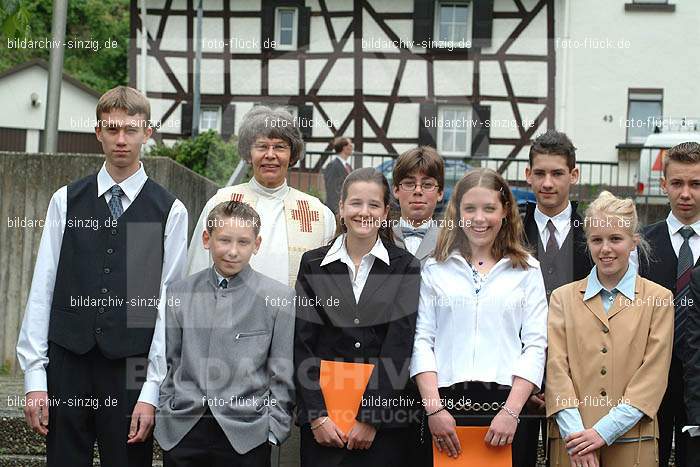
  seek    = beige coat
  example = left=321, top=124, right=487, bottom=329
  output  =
left=545, top=275, right=674, bottom=439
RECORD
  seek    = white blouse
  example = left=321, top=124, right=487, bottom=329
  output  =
left=410, top=251, right=548, bottom=390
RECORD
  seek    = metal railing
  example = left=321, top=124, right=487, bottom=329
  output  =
left=292, top=151, right=638, bottom=202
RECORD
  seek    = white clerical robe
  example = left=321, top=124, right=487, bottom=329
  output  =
left=187, top=177, right=336, bottom=286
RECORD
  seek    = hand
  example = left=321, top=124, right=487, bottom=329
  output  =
left=485, top=410, right=518, bottom=447
left=565, top=428, right=606, bottom=456
left=23, top=391, right=49, bottom=436
left=346, top=421, right=377, bottom=450
left=569, top=451, right=600, bottom=467
left=310, top=417, right=346, bottom=448
left=127, top=402, right=155, bottom=444
left=526, top=393, right=546, bottom=413
left=428, top=410, right=461, bottom=458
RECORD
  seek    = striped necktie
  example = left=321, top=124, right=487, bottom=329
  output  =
left=674, top=225, right=695, bottom=358
left=108, top=185, right=124, bottom=220
left=219, top=278, right=228, bottom=289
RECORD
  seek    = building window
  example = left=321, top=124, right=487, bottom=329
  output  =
left=437, top=106, right=470, bottom=156
left=436, top=1, right=470, bottom=43
left=626, top=89, right=663, bottom=144
left=275, top=7, right=297, bottom=50
left=199, top=106, right=221, bottom=133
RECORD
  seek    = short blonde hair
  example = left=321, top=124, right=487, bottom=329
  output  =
left=584, top=190, right=649, bottom=258
left=96, top=86, right=151, bottom=125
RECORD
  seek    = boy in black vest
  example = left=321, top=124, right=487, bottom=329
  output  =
left=16, top=86, right=189, bottom=467
left=640, top=141, right=700, bottom=467
left=519, top=130, right=594, bottom=467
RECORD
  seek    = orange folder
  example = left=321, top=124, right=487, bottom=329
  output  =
left=433, top=426, right=511, bottom=467
left=319, top=360, right=375, bottom=434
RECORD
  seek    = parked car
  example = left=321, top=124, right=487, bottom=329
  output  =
left=636, top=130, right=700, bottom=203
left=375, top=159, right=536, bottom=215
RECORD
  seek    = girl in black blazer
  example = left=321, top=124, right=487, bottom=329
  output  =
left=294, top=167, right=421, bottom=467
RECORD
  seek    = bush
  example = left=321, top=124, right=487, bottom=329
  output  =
left=147, top=130, right=240, bottom=186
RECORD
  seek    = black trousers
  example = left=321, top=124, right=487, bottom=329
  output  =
left=513, top=415, right=545, bottom=467
left=46, top=343, right=152, bottom=467
left=688, top=436, right=700, bottom=467
left=659, top=356, right=689, bottom=467
left=163, top=409, right=270, bottom=467
left=414, top=381, right=531, bottom=467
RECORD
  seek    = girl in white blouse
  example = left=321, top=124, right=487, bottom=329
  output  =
left=410, top=168, right=548, bottom=466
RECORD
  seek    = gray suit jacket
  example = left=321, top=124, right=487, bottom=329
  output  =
left=323, top=157, right=348, bottom=214
left=154, top=265, right=295, bottom=454
left=392, top=222, right=440, bottom=267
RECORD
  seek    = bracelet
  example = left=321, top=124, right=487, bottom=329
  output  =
left=310, top=417, right=329, bottom=431
left=500, top=405, right=520, bottom=424
left=426, top=406, right=445, bottom=417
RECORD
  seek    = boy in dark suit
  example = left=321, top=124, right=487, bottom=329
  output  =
left=155, top=201, right=295, bottom=467
left=16, top=86, right=189, bottom=467
left=640, top=141, right=700, bottom=467
left=687, top=266, right=700, bottom=466
left=323, top=136, right=353, bottom=214
left=519, top=130, right=594, bottom=467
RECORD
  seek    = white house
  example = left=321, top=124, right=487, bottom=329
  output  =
left=0, top=59, right=103, bottom=153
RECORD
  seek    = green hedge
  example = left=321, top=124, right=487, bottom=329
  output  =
left=147, top=131, right=241, bottom=186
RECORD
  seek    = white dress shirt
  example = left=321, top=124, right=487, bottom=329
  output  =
left=410, top=251, right=548, bottom=390
left=16, top=162, right=189, bottom=407
left=534, top=202, right=572, bottom=252
left=320, top=234, right=390, bottom=303
left=399, top=217, right=425, bottom=256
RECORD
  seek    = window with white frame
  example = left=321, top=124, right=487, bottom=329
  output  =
left=437, top=106, right=470, bottom=156
left=199, top=106, right=221, bottom=133
left=275, top=7, right=297, bottom=50
left=626, top=89, right=663, bottom=144
left=436, top=1, right=470, bottom=43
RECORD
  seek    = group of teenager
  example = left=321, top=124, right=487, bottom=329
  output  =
left=15, top=85, right=700, bottom=467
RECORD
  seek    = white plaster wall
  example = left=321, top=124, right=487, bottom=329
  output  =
left=0, top=66, right=97, bottom=132
left=556, top=0, right=700, bottom=163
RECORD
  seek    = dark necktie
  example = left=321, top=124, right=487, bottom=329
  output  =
left=344, top=162, right=352, bottom=175
left=108, top=185, right=124, bottom=220
left=674, top=225, right=695, bottom=358
left=546, top=220, right=559, bottom=254
left=402, top=224, right=429, bottom=239
left=219, top=278, right=228, bottom=289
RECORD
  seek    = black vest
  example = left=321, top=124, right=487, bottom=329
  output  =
left=48, top=173, right=175, bottom=359
left=639, top=219, right=700, bottom=294
left=523, top=202, right=594, bottom=300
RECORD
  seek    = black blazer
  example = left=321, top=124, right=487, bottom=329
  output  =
left=322, top=157, right=348, bottom=214
left=522, top=201, right=593, bottom=282
left=687, top=267, right=700, bottom=425
left=293, top=238, right=421, bottom=428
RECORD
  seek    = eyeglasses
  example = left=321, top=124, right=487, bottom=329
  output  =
left=253, top=143, right=290, bottom=154
left=398, top=181, right=439, bottom=192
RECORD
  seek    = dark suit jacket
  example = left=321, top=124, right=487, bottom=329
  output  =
left=323, top=157, right=348, bottom=214
left=686, top=266, right=700, bottom=424
left=293, top=239, right=421, bottom=428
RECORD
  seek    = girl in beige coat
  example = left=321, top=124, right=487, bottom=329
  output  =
left=545, top=191, right=674, bottom=467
